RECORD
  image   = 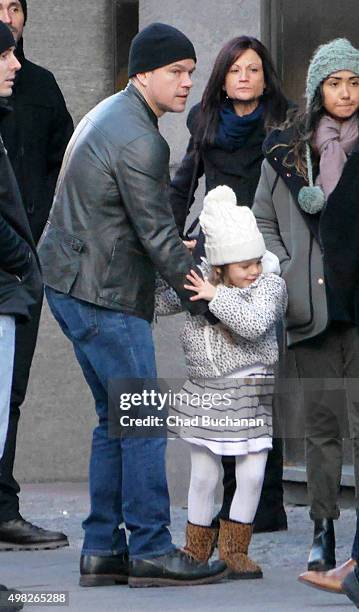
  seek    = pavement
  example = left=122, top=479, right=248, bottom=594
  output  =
left=1, top=483, right=357, bottom=611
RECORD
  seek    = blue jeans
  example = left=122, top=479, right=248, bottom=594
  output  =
left=45, top=287, right=174, bottom=559
left=0, top=315, right=15, bottom=459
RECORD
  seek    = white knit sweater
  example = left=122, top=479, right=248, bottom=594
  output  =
left=155, top=261, right=288, bottom=379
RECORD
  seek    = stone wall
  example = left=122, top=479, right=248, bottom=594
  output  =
left=26, top=0, right=114, bottom=124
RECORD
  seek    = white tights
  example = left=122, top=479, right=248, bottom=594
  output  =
left=187, top=445, right=268, bottom=526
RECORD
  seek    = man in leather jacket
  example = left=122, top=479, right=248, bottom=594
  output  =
left=39, top=23, right=225, bottom=588
left=0, top=0, right=73, bottom=551
left=0, top=20, right=42, bottom=605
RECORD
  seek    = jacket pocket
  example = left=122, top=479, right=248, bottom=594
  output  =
left=38, top=223, right=84, bottom=294
left=100, top=238, right=154, bottom=307
left=282, top=240, right=313, bottom=331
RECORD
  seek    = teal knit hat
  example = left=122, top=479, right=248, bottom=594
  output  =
left=306, top=38, right=359, bottom=108
left=298, top=38, right=359, bottom=215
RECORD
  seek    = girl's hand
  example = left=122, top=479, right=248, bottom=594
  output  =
left=183, top=239, right=197, bottom=252
left=184, top=269, right=216, bottom=301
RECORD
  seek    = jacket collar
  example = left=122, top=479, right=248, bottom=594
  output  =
left=125, top=82, right=158, bottom=128
left=263, top=126, right=308, bottom=190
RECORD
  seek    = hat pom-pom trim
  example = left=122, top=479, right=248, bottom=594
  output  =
left=298, top=186, right=325, bottom=214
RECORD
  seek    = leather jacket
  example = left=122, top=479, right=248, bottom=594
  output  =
left=38, top=83, right=208, bottom=322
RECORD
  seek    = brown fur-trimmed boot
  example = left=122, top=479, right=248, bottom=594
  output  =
left=218, top=519, right=263, bottom=579
left=183, top=521, right=219, bottom=562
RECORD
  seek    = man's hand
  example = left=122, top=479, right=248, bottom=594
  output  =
left=184, top=269, right=216, bottom=301
left=183, top=239, right=197, bottom=252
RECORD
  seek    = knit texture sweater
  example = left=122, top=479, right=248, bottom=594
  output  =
left=155, top=262, right=287, bottom=379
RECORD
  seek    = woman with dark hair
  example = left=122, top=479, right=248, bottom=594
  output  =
left=170, top=35, right=290, bottom=534
left=171, top=35, right=288, bottom=235
left=252, top=38, right=359, bottom=587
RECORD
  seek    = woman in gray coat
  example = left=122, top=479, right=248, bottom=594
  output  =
left=252, top=38, right=359, bottom=586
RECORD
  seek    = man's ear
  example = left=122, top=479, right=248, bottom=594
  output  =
left=136, top=72, right=149, bottom=87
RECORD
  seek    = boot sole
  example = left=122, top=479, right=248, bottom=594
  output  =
left=79, top=574, right=128, bottom=587
left=297, top=576, right=343, bottom=594
left=0, top=540, right=69, bottom=551
left=128, top=568, right=227, bottom=588
left=225, top=569, right=263, bottom=580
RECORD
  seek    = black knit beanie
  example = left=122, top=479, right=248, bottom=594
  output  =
left=19, top=0, right=27, bottom=24
left=128, top=22, right=196, bottom=78
left=0, top=21, right=15, bottom=54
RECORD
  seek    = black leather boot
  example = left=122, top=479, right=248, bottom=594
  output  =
left=79, top=552, right=129, bottom=587
left=129, top=548, right=227, bottom=587
left=0, top=517, right=68, bottom=551
left=307, top=519, right=336, bottom=571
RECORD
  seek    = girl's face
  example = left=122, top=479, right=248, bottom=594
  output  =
left=322, top=70, right=359, bottom=120
left=223, top=49, right=265, bottom=106
left=221, top=258, right=263, bottom=288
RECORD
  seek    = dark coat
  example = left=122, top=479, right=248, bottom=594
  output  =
left=0, top=39, right=74, bottom=244
left=0, top=105, right=42, bottom=320
left=170, top=103, right=266, bottom=236
left=320, top=144, right=359, bottom=325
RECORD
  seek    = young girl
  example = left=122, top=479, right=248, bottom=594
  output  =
left=170, top=36, right=289, bottom=536
left=155, top=185, right=287, bottom=579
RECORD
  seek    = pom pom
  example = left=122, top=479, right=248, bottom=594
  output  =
left=203, top=185, right=237, bottom=208
left=298, top=186, right=325, bottom=214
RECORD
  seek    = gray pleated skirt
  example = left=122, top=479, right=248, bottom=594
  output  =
left=167, top=374, right=273, bottom=455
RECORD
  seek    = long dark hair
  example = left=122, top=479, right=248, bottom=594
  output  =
left=194, top=36, right=288, bottom=151
left=279, top=88, right=325, bottom=179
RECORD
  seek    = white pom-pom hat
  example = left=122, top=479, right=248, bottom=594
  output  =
left=199, top=185, right=266, bottom=265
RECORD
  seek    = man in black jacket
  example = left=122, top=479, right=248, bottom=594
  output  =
left=0, top=0, right=73, bottom=550
left=0, top=20, right=42, bottom=607
left=39, top=22, right=225, bottom=588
